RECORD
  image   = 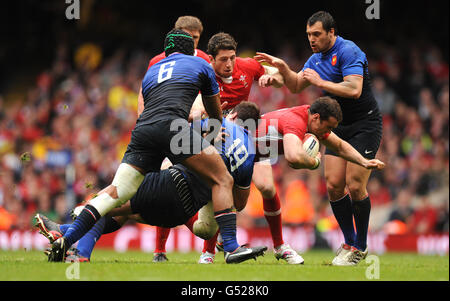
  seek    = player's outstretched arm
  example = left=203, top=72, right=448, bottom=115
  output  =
left=254, top=52, right=310, bottom=93
left=322, top=132, right=385, bottom=170
left=259, top=66, right=284, bottom=88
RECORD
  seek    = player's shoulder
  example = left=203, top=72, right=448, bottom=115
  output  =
left=170, top=53, right=212, bottom=69
left=236, top=57, right=262, bottom=69
left=148, top=52, right=166, bottom=68
left=235, top=57, right=264, bottom=78
left=337, top=36, right=365, bottom=56
left=194, top=49, right=211, bottom=63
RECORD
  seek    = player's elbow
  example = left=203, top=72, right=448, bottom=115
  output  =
left=285, top=152, right=304, bottom=169
left=350, top=88, right=362, bottom=99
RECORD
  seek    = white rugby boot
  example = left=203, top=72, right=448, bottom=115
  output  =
left=332, top=243, right=352, bottom=266
left=332, top=243, right=368, bottom=266
left=345, top=246, right=368, bottom=265
left=274, top=244, right=305, bottom=264
left=198, top=251, right=215, bottom=264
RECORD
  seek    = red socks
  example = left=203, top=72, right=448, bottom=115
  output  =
left=263, top=193, right=284, bottom=248
left=154, top=227, right=171, bottom=253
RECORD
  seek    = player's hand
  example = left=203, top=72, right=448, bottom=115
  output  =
left=203, top=127, right=229, bottom=143
left=310, top=152, right=322, bottom=170
left=254, top=52, right=286, bottom=70
left=221, top=101, right=229, bottom=111
left=258, top=74, right=277, bottom=87
left=363, top=159, right=385, bottom=170
left=302, top=68, right=324, bottom=87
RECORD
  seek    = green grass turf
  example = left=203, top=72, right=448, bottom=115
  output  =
left=0, top=249, right=448, bottom=281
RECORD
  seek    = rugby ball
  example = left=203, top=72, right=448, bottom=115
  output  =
left=302, top=133, right=320, bottom=157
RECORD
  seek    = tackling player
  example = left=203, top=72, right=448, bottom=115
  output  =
left=141, top=16, right=212, bottom=263
left=254, top=11, right=384, bottom=265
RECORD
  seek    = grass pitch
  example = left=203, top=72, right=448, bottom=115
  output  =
left=0, top=249, right=448, bottom=281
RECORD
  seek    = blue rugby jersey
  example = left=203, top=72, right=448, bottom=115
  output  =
left=138, top=53, right=219, bottom=126
left=173, top=118, right=256, bottom=204
left=302, top=36, right=380, bottom=125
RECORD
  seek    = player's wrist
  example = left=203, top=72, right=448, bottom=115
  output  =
left=311, top=156, right=321, bottom=170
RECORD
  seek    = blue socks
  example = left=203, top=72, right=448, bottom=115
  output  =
left=330, top=194, right=356, bottom=246
left=63, top=205, right=101, bottom=247
left=352, top=196, right=371, bottom=251
left=76, top=217, right=106, bottom=258
left=59, top=216, right=122, bottom=259
left=214, top=208, right=240, bottom=253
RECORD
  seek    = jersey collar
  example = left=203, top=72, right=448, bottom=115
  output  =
left=320, top=35, right=342, bottom=58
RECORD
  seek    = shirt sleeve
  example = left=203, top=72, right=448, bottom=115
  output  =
left=241, top=58, right=265, bottom=81
left=148, top=52, right=165, bottom=70
left=233, top=154, right=255, bottom=189
left=339, top=46, right=365, bottom=77
left=196, top=49, right=211, bottom=63
left=301, top=56, right=314, bottom=72
left=281, top=114, right=307, bottom=140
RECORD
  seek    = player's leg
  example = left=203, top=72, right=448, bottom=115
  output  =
left=153, top=227, right=171, bottom=262
left=346, top=162, right=372, bottom=255
left=324, top=154, right=356, bottom=249
left=153, top=158, right=174, bottom=262
left=49, top=122, right=166, bottom=261
left=52, top=163, right=145, bottom=260
left=340, top=116, right=382, bottom=265
left=252, top=161, right=283, bottom=248
left=252, top=161, right=304, bottom=264
left=180, top=146, right=238, bottom=252
left=184, top=210, right=218, bottom=264
left=193, top=201, right=219, bottom=240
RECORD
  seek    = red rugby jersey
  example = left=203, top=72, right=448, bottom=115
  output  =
left=218, top=57, right=265, bottom=110
left=256, top=105, right=329, bottom=157
left=147, top=49, right=210, bottom=69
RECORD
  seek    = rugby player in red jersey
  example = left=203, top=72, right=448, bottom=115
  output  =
left=194, top=96, right=384, bottom=265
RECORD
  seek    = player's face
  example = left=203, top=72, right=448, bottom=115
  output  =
left=211, top=49, right=236, bottom=78
left=306, top=22, right=334, bottom=53
left=309, top=114, right=338, bottom=138
left=182, top=29, right=201, bottom=49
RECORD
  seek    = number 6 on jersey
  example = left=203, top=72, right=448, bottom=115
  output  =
left=158, top=61, right=176, bottom=83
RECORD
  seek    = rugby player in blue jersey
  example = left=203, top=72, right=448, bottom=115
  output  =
left=36, top=102, right=266, bottom=264
left=254, top=11, right=383, bottom=265
left=47, top=29, right=264, bottom=263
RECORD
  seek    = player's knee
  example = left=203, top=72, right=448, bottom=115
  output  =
left=256, top=182, right=276, bottom=199
left=326, top=177, right=345, bottom=195
left=111, top=163, right=145, bottom=201
left=347, top=182, right=367, bottom=201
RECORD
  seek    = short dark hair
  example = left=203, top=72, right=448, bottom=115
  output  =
left=232, top=101, right=261, bottom=124
left=207, top=32, right=237, bottom=58
left=309, top=96, right=343, bottom=123
left=307, top=11, right=337, bottom=35
left=164, top=29, right=194, bottom=56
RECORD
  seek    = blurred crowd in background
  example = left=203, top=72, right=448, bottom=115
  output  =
left=0, top=1, right=448, bottom=235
